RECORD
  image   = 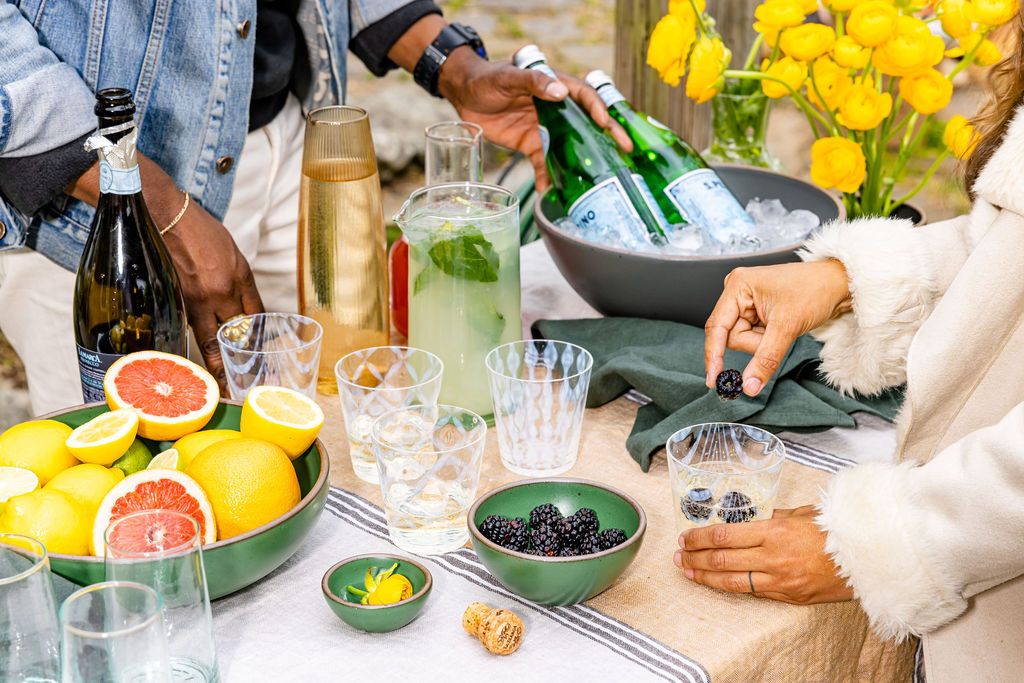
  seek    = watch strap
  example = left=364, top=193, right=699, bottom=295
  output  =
left=413, top=23, right=488, bottom=97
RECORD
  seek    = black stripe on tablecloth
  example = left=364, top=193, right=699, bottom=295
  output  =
left=324, top=488, right=709, bottom=683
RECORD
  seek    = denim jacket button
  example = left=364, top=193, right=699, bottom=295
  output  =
left=0, top=222, right=6, bottom=241
left=216, top=156, right=234, bottom=174
left=237, top=19, right=251, bottom=39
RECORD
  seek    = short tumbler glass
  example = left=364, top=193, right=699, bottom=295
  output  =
left=217, top=312, right=323, bottom=400
left=486, top=340, right=593, bottom=476
left=667, top=423, right=785, bottom=535
left=335, top=346, right=444, bottom=484
left=372, top=404, right=486, bottom=555
left=0, top=534, right=60, bottom=683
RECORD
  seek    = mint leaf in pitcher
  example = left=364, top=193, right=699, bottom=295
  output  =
left=427, top=224, right=500, bottom=283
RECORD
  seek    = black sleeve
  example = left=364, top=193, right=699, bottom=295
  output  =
left=349, top=1, right=443, bottom=77
left=0, top=133, right=94, bottom=215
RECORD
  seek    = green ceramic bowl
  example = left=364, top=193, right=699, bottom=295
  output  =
left=467, top=478, right=646, bottom=606
left=41, top=401, right=330, bottom=600
left=321, top=554, right=433, bottom=632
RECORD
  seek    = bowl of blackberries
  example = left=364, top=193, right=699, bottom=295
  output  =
left=467, top=478, right=646, bottom=606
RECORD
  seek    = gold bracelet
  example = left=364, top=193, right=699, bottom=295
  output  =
left=159, top=191, right=190, bottom=235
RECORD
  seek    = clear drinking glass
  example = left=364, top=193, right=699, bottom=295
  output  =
left=335, top=346, right=444, bottom=484
left=298, top=106, right=390, bottom=395
left=372, top=404, right=487, bottom=555
left=424, top=121, right=483, bottom=185
left=394, top=183, right=522, bottom=420
left=0, top=534, right=60, bottom=683
left=667, top=423, right=785, bottom=536
left=104, top=510, right=218, bottom=683
left=60, top=581, right=171, bottom=683
left=486, top=340, right=593, bottom=477
left=217, top=312, right=323, bottom=400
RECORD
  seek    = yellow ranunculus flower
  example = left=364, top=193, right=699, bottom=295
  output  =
left=761, top=57, right=808, bottom=98
left=939, top=0, right=974, bottom=38
left=686, top=37, right=731, bottom=104
left=669, top=0, right=707, bottom=15
left=970, top=0, right=1020, bottom=26
left=811, top=137, right=867, bottom=193
left=754, top=21, right=784, bottom=48
left=779, top=23, right=837, bottom=61
left=899, top=69, right=954, bottom=114
left=800, top=0, right=820, bottom=11
left=836, top=83, right=893, bottom=130
left=956, top=32, right=1004, bottom=65
left=755, top=0, right=808, bottom=28
left=806, top=57, right=853, bottom=110
left=873, top=16, right=945, bottom=76
left=944, top=115, right=980, bottom=159
left=826, top=0, right=867, bottom=10
left=847, top=1, right=898, bottom=47
left=833, top=35, right=871, bottom=68
left=646, top=13, right=698, bottom=87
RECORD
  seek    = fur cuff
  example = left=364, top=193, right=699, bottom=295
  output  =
left=816, top=462, right=967, bottom=640
left=798, top=218, right=937, bottom=395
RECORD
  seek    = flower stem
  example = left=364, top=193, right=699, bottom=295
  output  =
left=890, top=149, right=949, bottom=212
left=723, top=69, right=828, bottom=135
left=743, top=34, right=765, bottom=71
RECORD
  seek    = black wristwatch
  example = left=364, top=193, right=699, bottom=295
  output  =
left=413, top=23, right=488, bottom=98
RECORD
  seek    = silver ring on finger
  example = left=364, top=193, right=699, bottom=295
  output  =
left=748, top=570, right=759, bottom=597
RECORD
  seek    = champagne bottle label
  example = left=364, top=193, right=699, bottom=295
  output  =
left=568, top=176, right=650, bottom=248
left=98, top=160, right=142, bottom=195
left=77, top=345, right=121, bottom=403
left=664, top=169, right=756, bottom=241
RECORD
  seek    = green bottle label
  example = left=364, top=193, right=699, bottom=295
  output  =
left=665, top=169, right=755, bottom=240
left=568, top=177, right=650, bottom=248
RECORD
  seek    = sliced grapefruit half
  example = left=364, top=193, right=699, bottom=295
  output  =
left=92, top=469, right=217, bottom=556
left=104, top=351, right=219, bottom=441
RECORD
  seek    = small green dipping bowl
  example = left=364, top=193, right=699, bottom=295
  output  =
left=321, top=554, right=433, bottom=633
left=468, top=478, right=646, bottom=606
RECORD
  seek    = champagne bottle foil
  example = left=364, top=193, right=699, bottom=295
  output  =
left=84, top=127, right=139, bottom=171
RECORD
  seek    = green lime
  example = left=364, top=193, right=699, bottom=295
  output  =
left=110, top=440, right=153, bottom=475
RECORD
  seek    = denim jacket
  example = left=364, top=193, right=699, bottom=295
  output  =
left=0, top=0, right=412, bottom=271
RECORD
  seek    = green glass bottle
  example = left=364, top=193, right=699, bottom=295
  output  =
left=513, top=46, right=670, bottom=249
left=585, top=70, right=755, bottom=243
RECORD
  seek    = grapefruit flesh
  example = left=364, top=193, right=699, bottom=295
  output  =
left=106, top=509, right=200, bottom=554
left=104, top=351, right=219, bottom=441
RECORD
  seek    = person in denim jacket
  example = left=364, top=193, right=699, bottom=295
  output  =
left=0, top=0, right=626, bottom=413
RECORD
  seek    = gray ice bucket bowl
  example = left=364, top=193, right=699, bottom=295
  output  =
left=535, top=165, right=845, bottom=327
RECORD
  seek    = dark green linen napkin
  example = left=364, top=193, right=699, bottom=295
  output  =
left=533, top=318, right=903, bottom=472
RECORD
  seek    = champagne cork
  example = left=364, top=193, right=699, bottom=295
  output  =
left=462, top=602, right=524, bottom=655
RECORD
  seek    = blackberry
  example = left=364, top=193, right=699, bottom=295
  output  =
left=478, top=514, right=529, bottom=551
left=718, top=491, right=757, bottom=524
left=576, top=534, right=604, bottom=556
left=681, top=488, right=714, bottom=523
left=555, top=508, right=600, bottom=550
left=529, top=524, right=562, bottom=556
left=597, top=528, right=628, bottom=550
left=505, top=517, right=531, bottom=551
left=715, top=369, right=744, bottom=401
left=557, top=545, right=579, bottom=557
left=569, top=508, right=599, bottom=536
left=529, top=503, right=564, bottom=530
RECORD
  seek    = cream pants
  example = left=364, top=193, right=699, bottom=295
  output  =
left=0, top=96, right=305, bottom=416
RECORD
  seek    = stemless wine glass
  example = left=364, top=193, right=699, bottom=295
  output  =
left=424, top=121, right=483, bottom=185
left=60, top=581, right=171, bottom=683
left=103, top=510, right=218, bottom=682
left=217, top=312, right=323, bottom=399
left=298, top=105, right=390, bottom=394
left=0, top=534, right=61, bottom=683
left=373, top=404, right=487, bottom=555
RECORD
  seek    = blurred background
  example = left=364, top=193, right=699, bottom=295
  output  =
left=0, top=0, right=985, bottom=428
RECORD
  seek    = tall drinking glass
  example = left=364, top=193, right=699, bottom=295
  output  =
left=217, top=312, right=323, bottom=399
left=335, top=346, right=444, bottom=484
left=0, top=534, right=60, bottom=682
left=60, top=581, right=171, bottom=683
left=104, top=510, right=218, bottom=682
left=394, top=183, right=521, bottom=420
left=372, top=404, right=487, bottom=554
left=298, top=106, right=389, bottom=394
left=424, top=121, right=484, bottom=185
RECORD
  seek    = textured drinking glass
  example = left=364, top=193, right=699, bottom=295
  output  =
left=104, top=511, right=218, bottom=683
left=335, top=346, right=444, bottom=484
left=217, top=312, right=323, bottom=400
left=60, top=581, right=171, bottom=683
left=424, top=121, right=483, bottom=185
left=372, top=404, right=486, bottom=555
left=667, top=423, right=785, bottom=535
left=298, top=106, right=390, bottom=395
left=486, top=340, right=593, bottom=476
left=0, top=534, right=60, bottom=683
left=395, top=183, right=522, bottom=420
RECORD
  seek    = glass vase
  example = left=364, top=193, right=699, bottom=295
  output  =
left=704, top=89, right=781, bottom=170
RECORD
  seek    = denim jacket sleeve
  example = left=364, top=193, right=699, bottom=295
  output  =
left=349, top=0, right=422, bottom=35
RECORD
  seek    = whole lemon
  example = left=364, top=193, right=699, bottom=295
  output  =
left=0, top=489, right=90, bottom=555
left=0, top=421, right=80, bottom=484
left=171, top=429, right=242, bottom=471
left=45, top=464, right=124, bottom=515
left=185, top=438, right=300, bottom=540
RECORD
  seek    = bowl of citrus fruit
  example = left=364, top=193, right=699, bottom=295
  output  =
left=0, top=351, right=330, bottom=599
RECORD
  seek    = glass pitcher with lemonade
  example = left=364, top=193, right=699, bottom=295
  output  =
left=394, top=183, right=521, bottom=420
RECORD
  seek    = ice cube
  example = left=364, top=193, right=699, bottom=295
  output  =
left=663, top=223, right=710, bottom=255
left=553, top=216, right=579, bottom=234
left=746, top=198, right=788, bottom=224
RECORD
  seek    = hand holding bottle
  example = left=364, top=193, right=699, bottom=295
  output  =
left=703, top=261, right=852, bottom=397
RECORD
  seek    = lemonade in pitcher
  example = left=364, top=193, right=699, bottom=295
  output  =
left=395, top=183, right=521, bottom=420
